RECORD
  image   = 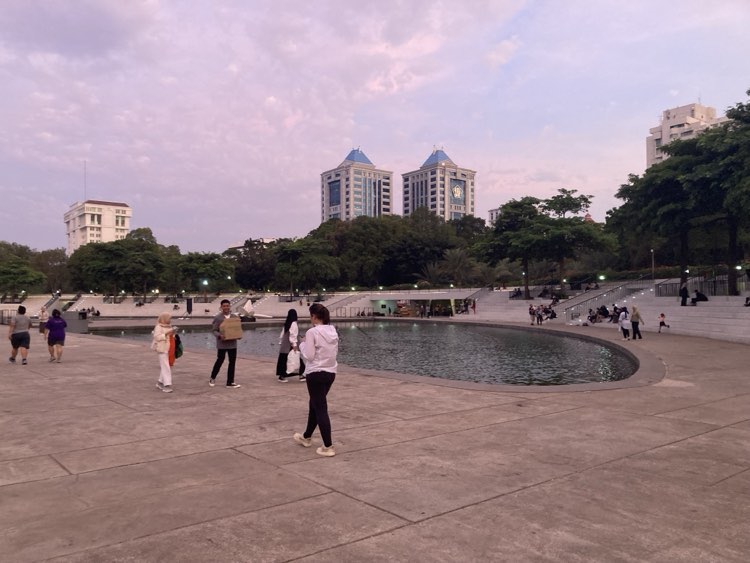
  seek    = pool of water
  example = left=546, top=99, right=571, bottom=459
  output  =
left=97, top=321, right=637, bottom=386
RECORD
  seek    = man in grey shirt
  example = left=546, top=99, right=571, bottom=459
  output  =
left=8, top=305, right=32, bottom=365
left=208, top=299, right=241, bottom=388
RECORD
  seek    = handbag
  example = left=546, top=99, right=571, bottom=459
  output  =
left=286, top=350, right=301, bottom=375
left=174, top=333, right=183, bottom=359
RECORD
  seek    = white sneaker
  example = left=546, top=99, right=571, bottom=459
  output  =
left=162, top=385, right=173, bottom=393
left=316, top=445, right=335, bottom=457
left=293, top=433, right=312, bottom=447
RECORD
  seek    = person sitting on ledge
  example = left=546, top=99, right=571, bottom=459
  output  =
left=691, top=290, right=709, bottom=306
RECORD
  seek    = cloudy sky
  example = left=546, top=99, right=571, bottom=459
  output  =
left=2, top=0, right=749, bottom=253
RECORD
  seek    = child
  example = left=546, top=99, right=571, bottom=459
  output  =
left=658, top=313, right=670, bottom=333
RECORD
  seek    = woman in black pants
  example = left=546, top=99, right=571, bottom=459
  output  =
left=276, top=309, right=305, bottom=382
left=292, top=303, right=339, bottom=457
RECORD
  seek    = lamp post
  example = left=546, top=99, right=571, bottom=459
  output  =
left=650, top=248, right=655, bottom=291
left=202, top=279, right=208, bottom=302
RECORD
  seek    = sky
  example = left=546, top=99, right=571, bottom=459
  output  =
left=2, top=0, right=750, bottom=253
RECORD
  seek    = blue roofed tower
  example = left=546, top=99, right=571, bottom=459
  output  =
left=320, top=148, right=392, bottom=223
left=402, top=148, right=476, bottom=220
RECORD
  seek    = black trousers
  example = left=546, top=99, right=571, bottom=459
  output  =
left=303, top=371, right=336, bottom=447
left=631, top=321, right=642, bottom=339
left=211, top=348, right=236, bottom=384
left=276, top=352, right=305, bottom=378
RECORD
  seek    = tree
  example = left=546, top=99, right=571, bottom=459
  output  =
left=536, top=190, right=613, bottom=289
left=67, top=242, right=129, bottom=295
left=30, top=248, right=69, bottom=293
left=181, top=252, right=235, bottom=292
left=385, top=208, right=458, bottom=285
left=125, top=227, right=158, bottom=244
left=416, top=262, right=445, bottom=286
left=0, top=242, right=34, bottom=263
left=482, top=197, right=544, bottom=298
left=440, top=248, right=478, bottom=287
left=0, top=258, right=46, bottom=295
left=448, top=215, right=488, bottom=248
left=229, top=238, right=278, bottom=291
left=541, top=188, right=592, bottom=218
left=683, top=90, right=750, bottom=293
left=160, top=245, right=187, bottom=295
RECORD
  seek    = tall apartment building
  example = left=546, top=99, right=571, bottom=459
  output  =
left=402, top=149, right=475, bottom=220
left=64, top=199, right=131, bottom=255
left=320, top=149, right=392, bottom=222
left=646, top=102, right=727, bottom=167
left=488, top=207, right=501, bottom=225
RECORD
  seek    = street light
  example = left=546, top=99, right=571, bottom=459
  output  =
left=651, top=249, right=655, bottom=282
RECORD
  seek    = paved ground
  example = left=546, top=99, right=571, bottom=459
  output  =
left=1, top=320, right=749, bottom=562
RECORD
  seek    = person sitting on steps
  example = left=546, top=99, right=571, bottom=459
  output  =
left=691, top=290, right=709, bottom=306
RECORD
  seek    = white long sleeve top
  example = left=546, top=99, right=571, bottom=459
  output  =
left=299, top=324, right=339, bottom=375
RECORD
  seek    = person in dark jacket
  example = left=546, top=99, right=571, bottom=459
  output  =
left=691, top=290, right=709, bottom=305
left=679, top=284, right=689, bottom=306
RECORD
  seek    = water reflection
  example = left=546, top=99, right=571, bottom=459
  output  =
left=99, top=321, right=636, bottom=386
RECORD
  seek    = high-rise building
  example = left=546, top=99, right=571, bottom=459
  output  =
left=488, top=207, right=501, bottom=225
left=646, top=103, right=727, bottom=167
left=402, top=149, right=475, bottom=220
left=64, top=199, right=131, bottom=255
left=320, top=149, right=392, bottom=223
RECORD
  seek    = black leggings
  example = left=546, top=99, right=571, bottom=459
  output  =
left=303, top=371, right=336, bottom=447
left=211, top=348, right=237, bottom=384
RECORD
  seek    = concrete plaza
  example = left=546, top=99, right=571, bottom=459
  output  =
left=1, top=321, right=749, bottom=562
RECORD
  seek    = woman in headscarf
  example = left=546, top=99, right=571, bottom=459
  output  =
left=276, top=308, right=305, bottom=382
left=151, top=312, right=177, bottom=393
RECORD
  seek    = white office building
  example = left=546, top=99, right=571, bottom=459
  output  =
left=320, top=149, right=392, bottom=223
left=646, top=103, right=727, bottom=167
left=488, top=207, right=501, bottom=225
left=64, top=199, right=131, bottom=255
left=402, top=149, right=476, bottom=220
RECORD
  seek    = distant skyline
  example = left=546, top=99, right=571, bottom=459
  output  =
left=2, top=0, right=749, bottom=253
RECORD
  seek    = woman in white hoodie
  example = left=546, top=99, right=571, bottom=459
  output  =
left=293, top=303, right=339, bottom=457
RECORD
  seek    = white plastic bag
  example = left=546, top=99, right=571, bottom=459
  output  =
left=286, top=350, right=301, bottom=375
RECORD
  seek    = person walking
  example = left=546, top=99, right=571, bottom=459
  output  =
left=38, top=306, right=49, bottom=341
left=8, top=305, right=32, bottom=365
left=276, top=308, right=305, bottom=382
left=209, top=299, right=241, bottom=388
left=293, top=303, right=339, bottom=457
left=618, top=306, right=631, bottom=340
left=151, top=312, right=176, bottom=393
left=658, top=313, right=670, bottom=333
left=45, top=309, right=67, bottom=362
left=630, top=306, right=644, bottom=340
